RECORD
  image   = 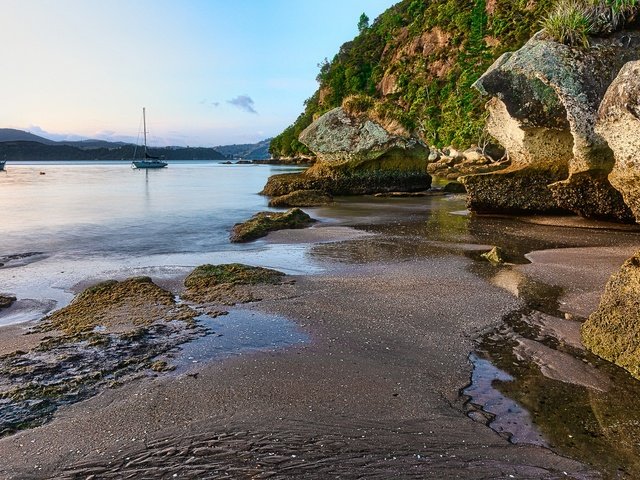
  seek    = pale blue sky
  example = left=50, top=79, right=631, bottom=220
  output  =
left=0, top=0, right=396, bottom=146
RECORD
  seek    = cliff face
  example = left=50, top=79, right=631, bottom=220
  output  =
left=269, top=0, right=553, bottom=158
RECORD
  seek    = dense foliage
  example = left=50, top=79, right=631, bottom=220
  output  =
left=270, top=0, right=554, bottom=157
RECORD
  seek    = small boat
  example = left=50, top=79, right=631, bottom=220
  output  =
left=132, top=108, right=167, bottom=169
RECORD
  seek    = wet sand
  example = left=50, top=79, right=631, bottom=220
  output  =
left=1, top=196, right=639, bottom=479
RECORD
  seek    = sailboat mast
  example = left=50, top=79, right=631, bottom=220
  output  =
left=143, top=107, right=147, bottom=156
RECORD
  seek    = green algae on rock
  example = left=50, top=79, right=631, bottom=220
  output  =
left=230, top=208, right=316, bottom=243
left=582, top=251, right=640, bottom=380
left=268, top=189, right=333, bottom=208
left=182, top=263, right=286, bottom=305
left=40, top=276, right=196, bottom=335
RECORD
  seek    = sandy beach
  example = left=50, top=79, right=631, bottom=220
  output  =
left=1, top=195, right=639, bottom=479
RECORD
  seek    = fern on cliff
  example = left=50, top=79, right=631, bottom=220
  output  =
left=270, top=0, right=554, bottom=157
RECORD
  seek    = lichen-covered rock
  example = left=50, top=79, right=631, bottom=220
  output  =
left=468, top=31, right=640, bottom=219
left=582, top=252, right=640, bottom=380
left=261, top=107, right=431, bottom=197
left=268, top=189, right=333, bottom=208
left=230, top=208, right=316, bottom=243
left=299, top=107, right=429, bottom=169
left=597, top=60, right=640, bottom=222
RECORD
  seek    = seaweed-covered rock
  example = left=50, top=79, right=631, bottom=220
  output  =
left=582, top=251, right=640, bottom=379
left=182, top=263, right=285, bottom=304
left=597, top=60, right=640, bottom=222
left=467, top=31, right=640, bottom=220
left=268, top=189, right=333, bottom=208
left=230, top=208, right=316, bottom=243
left=41, top=277, right=195, bottom=335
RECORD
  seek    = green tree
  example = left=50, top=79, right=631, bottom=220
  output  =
left=358, top=12, right=370, bottom=33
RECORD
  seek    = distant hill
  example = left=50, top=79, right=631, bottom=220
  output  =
left=0, top=139, right=226, bottom=161
left=0, top=129, right=57, bottom=145
left=214, top=138, right=272, bottom=160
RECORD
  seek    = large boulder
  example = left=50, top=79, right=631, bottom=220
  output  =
left=262, top=107, right=431, bottom=197
left=582, top=251, right=640, bottom=380
left=597, top=60, right=640, bottom=222
left=465, top=31, right=640, bottom=221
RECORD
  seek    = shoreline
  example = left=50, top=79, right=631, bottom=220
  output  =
left=1, top=195, right=639, bottom=478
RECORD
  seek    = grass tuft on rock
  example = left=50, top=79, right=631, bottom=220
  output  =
left=230, top=208, right=316, bottom=243
left=543, top=0, right=640, bottom=47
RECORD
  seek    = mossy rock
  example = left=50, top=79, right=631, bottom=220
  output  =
left=41, top=277, right=195, bottom=335
left=185, top=263, right=285, bottom=289
left=582, top=252, right=640, bottom=380
left=183, top=263, right=286, bottom=304
left=230, top=208, right=316, bottom=243
left=268, top=189, right=333, bottom=208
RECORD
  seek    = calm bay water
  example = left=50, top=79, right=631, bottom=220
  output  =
left=0, top=161, right=317, bottom=325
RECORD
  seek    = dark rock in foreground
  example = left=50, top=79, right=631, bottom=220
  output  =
left=582, top=251, right=640, bottom=380
left=0, top=294, right=16, bottom=309
left=230, top=208, right=316, bottom=243
left=268, top=189, right=333, bottom=208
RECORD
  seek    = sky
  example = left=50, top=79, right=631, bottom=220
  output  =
left=0, top=0, right=396, bottom=147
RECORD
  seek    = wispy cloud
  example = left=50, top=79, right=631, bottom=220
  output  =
left=227, top=95, right=257, bottom=114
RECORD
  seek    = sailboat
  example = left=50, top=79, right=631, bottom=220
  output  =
left=132, top=107, right=168, bottom=169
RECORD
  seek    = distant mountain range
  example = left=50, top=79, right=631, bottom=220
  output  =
left=0, top=128, right=272, bottom=161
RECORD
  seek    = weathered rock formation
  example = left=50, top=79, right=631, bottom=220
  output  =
left=582, top=251, right=640, bottom=380
left=465, top=31, right=640, bottom=221
left=597, top=60, right=640, bottom=222
left=262, top=107, right=431, bottom=196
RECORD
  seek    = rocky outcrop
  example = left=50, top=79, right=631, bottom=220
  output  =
left=230, top=208, right=316, bottom=243
left=466, top=31, right=640, bottom=220
left=597, top=60, right=640, bottom=222
left=262, top=107, right=431, bottom=196
left=582, top=251, right=640, bottom=380
left=299, top=107, right=429, bottom=169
